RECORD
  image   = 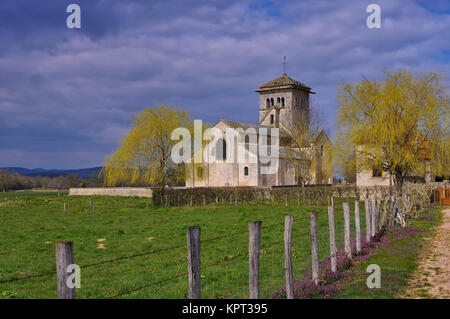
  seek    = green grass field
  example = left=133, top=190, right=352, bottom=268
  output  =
left=335, top=208, right=442, bottom=299
left=0, top=191, right=364, bottom=299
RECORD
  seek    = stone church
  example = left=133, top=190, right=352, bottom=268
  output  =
left=186, top=72, right=332, bottom=187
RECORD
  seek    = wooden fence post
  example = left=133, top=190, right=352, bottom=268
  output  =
left=56, top=241, right=75, bottom=299
left=354, top=200, right=361, bottom=254
left=365, top=199, right=371, bottom=243
left=377, top=200, right=382, bottom=231
left=249, top=221, right=262, bottom=299
left=310, top=212, right=319, bottom=285
left=64, top=202, right=66, bottom=212
left=343, top=202, right=352, bottom=258
left=381, top=199, right=387, bottom=228
left=391, top=195, right=396, bottom=226
left=284, top=216, right=294, bottom=299
left=327, top=206, right=337, bottom=273
left=371, top=200, right=377, bottom=238
left=187, top=226, right=201, bottom=299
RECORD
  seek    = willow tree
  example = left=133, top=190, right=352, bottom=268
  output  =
left=333, top=132, right=356, bottom=183
left=335, top=70, right=450, bottom=191
left=102, top=105, right=193, bottom=190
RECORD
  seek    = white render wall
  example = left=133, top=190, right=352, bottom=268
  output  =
left=356, top=169, right=391, bottom=187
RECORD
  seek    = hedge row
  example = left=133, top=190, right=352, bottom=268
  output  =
left=152, top=185, right=391, bottom=207
left=152, top=187, right=271, bottom=207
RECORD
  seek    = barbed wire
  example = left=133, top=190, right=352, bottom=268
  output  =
left=109, top=271, right=189, bottom=298
left=200, top=220, right=286, bottom=244
left=0, top=212, right=319, bottom=287
left=79, top=244, right=187, bottom=269
left=0, top=270, right=56, bottom=284
left=83, top=219, right=296, bottom=269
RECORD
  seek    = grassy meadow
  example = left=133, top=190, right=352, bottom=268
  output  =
left=335, top=208, right=442, bottom=299
left=0, top=191, right=365, bottom=299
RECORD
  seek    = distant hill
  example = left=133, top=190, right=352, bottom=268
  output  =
left=0, top=167, right=103, bottom=178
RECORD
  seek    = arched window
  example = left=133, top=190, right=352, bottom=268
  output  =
left=281, top=97, right=285, bottom=107
left=245, top=135, right=250, bottom=145
left=266, top=98, right=270, bottom=108
left=244, top=166, right=249, bottom=176
left=270, top=114, right=274, bottom=124
left=270, top=98, right=274, bottom=107
left=277, top=97, right=281, bottom=105
left=216, top=138, right=226, bottom=160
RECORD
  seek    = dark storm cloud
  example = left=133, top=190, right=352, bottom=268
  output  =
left=0, top=0, right=449, bottom=168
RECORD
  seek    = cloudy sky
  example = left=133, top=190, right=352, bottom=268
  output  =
left=0, top=0, right=449, bottom=169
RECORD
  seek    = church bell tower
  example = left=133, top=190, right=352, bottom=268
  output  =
left=257, top=68, right=314, bottom=133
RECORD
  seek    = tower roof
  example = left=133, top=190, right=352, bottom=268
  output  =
left=257, top=73, right=314, bottom=93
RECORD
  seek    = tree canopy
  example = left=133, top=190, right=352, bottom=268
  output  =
left=335, top=70, right=450, bottom=188
left=102, top=105, right=193, bottom=189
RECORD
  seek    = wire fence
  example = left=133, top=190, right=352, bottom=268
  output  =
left=0, top=219, right=294, bottom=284
left=0, top=203, right=346, bottom=300
left=1, top=189, right=392, bottom=299
left=109, top=225, right=313, bottom=299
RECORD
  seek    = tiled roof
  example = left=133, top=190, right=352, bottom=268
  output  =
left=258, top=74, right=312, bottom=92
left=220, top=120, right=269, bottom=130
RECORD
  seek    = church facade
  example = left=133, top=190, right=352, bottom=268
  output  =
left=185, top=73, right=332, bottom=187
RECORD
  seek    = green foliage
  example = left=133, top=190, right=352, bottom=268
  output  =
left=102, top=105, right=193, bottom=188
left=0, top=170, right=101, bottom=191
left=333, top=132, right=356, bottom=183
left=153, top=185, right=359, bottom=207
left=335, top=70, right=450, bottom=188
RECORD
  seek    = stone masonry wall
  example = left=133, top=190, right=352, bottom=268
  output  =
left=69, top=187, right=153, bottom=197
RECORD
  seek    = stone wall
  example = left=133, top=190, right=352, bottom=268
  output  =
left=356, top=168, right=391, bottom=187
left=69, top=187, right=152, bottom=197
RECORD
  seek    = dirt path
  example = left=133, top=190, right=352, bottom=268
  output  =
left=401, top=208, right=450, bottom=298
